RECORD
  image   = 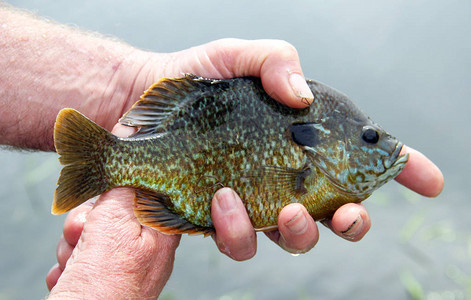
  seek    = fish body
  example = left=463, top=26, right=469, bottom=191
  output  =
left=53, top=75, right=408, bottom=235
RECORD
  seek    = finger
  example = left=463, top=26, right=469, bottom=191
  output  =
left=266, top=203, right=319, bottom=254
left=112, top=122, right=136, bottom=137
left=180, top=38, right=314, bottom=108
left=321, top=203, right=371, bottom=242
left=211, top=188, right=257, bottom=261
left=395, top=145, right=444, bottom=197
left=63, top=203, right=92, bottom=246
left=46, top=263, right=62, bottom=291
left=56, top=235, right=74, bottom=270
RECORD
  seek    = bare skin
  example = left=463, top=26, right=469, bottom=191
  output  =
left=0, top=5, right=444, bottom=299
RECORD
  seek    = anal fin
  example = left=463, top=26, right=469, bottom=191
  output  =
left=133, top=189, right=214, bottom=236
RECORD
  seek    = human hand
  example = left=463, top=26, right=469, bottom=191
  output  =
left=139, top=39, right=442, bottom=259
left=121, top=39, right=369, bottom=259
left=209, top=145, right=443, bottom=260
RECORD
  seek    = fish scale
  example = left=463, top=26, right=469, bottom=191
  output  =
left=52, top=74, right=409, bottom=235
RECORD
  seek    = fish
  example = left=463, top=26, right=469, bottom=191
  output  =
left=52, top=74, right=409, bottom=236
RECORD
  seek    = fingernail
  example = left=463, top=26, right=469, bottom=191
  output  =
left=215, top=189, right=238, bottom=214
left=215, top=237, right=232, bottom=257
left=285, top=209, right=308, bottom=235
left=341, top=214, right=363, bottom=238
left=289, top=73, right=314, bottom=105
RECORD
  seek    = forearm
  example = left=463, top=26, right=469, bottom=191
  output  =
left=0, top=5, right=155, bottom=151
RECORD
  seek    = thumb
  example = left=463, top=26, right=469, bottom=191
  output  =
left=173, top=38, right=314, bottom=108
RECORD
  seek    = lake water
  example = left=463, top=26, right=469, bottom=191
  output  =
left=1, top=1, right=470, bottom=299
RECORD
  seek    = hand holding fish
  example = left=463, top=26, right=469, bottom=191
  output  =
left=0, top=7, right=443, bottom=299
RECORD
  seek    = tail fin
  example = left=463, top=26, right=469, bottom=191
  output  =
left=52, top=108, right=115, bottom=214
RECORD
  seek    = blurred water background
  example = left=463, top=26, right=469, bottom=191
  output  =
left=1, top=0, right=470, bottom=299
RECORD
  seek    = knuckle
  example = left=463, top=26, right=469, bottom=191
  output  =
left=267, top=40, right=299, bottom=59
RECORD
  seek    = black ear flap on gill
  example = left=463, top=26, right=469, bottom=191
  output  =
left=289, top=123, right=322, bottom=148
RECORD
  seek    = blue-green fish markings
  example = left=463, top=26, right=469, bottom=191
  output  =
left=52, top=75, right=409, bottom=235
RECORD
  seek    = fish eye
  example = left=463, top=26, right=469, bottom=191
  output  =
left=362, top=127, right=379, bottom=144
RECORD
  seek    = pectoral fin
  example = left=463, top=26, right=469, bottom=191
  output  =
left=242, top=165, right=312, bottom=197
left=133, top=189, right=214, bottom=236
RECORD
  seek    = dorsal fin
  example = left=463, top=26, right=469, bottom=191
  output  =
left=119, top=74, right=221, bottom=136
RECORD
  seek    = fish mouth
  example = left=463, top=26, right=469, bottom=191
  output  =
left=385, top=141, right=409, bottom=176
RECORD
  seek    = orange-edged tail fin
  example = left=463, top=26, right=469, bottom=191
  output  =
left=52, top=108, right=114, bottom=214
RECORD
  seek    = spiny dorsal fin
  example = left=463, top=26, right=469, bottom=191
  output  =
left=119, top=74, right=222, bottom=136
left=133, top=189, right=214, bottom=236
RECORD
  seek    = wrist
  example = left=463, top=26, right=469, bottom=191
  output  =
left=0, top=7, right=166, bottom=150
left=98, top=49, right=166, bottom=131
